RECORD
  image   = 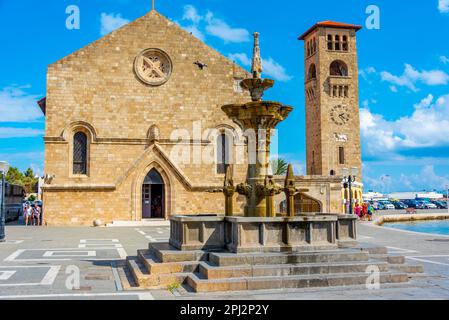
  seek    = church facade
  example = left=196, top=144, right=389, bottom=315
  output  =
left=40, top=10, right=355, bottom=226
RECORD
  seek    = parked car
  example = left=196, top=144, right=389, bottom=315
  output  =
left=403, top=200, right=419, bottom=208
left=374, top=202, right=386, bottom=210
left=416, top=201, right=438, bottom=209
left=431, top=201, right=448, bottom=209
left=379, top=201, right=395, bottom=210
left=392, top=201, right=408, bottom=209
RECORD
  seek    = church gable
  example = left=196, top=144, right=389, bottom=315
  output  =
left=45, top=10, right=250, bottom=138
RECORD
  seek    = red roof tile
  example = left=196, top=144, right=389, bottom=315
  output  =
left=299, top=21, right=362, bottom=40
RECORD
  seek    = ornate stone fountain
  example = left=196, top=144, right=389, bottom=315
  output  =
left=169, top=33, right=357, bottom=253
left=124, top=33, right=424, bottom=293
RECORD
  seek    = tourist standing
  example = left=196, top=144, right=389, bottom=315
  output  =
left=355, top=203, right=362, bottom=219
left=362, top=203, right=368, bottom=220
left=24, top=204, right=32, bottom=226
left=368, top=204, right=374, bottom=221
left=32, top=203, right=41, bottom=226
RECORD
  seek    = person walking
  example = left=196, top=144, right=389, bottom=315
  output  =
left=362, top=203, right=368, bottom=220
left=355, top=203, right=362, bottom=219
left=368, top=204, right=375, bottom=221
left=32, top=203, right=41, bottom=226
left=24, top=204, right=32, bottom=226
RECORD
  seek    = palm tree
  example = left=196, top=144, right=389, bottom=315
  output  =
left=270, top=158, right=289, bottom=176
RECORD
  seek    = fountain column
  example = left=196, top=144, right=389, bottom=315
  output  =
left=222, top=32, right=292, bottom=218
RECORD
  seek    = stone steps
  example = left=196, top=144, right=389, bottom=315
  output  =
left=127, top=257, right=190, bottom=289
left=209, top=250, right=370, bottom=267
left=186, top=271, right=410, bottom=293
left=198, top=261, right=391, bottom=279
left=388, top=264, right=425, bottom=274
left=370, top=254, right=406, bottom=265
left=121, top=242, right=425, bottom=293
left=149, top=243, right=211, bottom=263
left=138, top=250, right=199, bottom=274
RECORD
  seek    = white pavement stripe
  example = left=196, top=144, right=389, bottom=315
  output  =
left=0, top=271, right=16, bottom=280
left=407, top=257, right=449, bottom=267
left=0, top=266, right=61, bottom=287
left=116, top=247, right=127, bottom=259
left=0, top=292, right=154, bottom=300
left=40, top=266, right=61, bottom=285
left=386, top=246, right=419, bottom=254
left=4, top=249, right=25, bottom=262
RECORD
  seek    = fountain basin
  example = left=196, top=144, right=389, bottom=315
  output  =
left=169, top=214, right=357, bottom=253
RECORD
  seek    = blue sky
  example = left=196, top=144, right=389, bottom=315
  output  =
left=1, top=0, right=449, bottom=193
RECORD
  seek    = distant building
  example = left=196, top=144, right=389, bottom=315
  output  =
left=362, top=191, right=385, bottom=201
left=388, top=192, right=444, bottom=200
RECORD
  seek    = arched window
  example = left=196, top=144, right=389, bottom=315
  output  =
left=307, top=64, right=317, bottom=80
left=330, top=60, right=348, bottom=77
left=217, top=133, right=232, bottom=174
left=73, top=132, right=88, bottom=175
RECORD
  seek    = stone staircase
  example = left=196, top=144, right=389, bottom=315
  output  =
left=122, top=242, right=424, bottom=293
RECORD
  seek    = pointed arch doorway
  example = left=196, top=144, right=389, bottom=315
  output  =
left=142, top=169, right=165, bottom=219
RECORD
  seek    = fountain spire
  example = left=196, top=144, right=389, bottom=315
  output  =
left=240, top=32, right=274, bottom=102
left=251, top=32, right=263, bottom=79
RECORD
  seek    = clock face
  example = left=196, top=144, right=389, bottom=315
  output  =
left=330, top=105, right=351, bottom=126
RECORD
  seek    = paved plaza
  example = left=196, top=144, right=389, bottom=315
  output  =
left=1, top=217, right=449, bottom=300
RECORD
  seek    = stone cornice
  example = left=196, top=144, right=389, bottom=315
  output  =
left=42, top=184, right=116, bottom=191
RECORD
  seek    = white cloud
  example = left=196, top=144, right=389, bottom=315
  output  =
left=178, top=5, right=249, bottom=44
left=381, top=64, right=449, bottom=92
left=228, top=53, right=252, bottom=67
left=0, top=86, right=43, bottom=122
left=361, top=94, right=449, bottom=159
left=0, top=127, right=44, bottom=139
left=182, top=5, right=202, bottom=24
left=364, top=166, right=449, bottom=192
left=227, top=53, right=292, bottom=82
left=100, top=13, right=130, bottom=36
left=439, top=0, right=449, bottom=13
left=440, top=55, right=449, bottom=64
left=182, top=24, right=205, bottom=41
left=263, top=57, right=292, bottom=82
left=359, top=67, right=377, bottom=81
left=204, top=11, right=250, bottom=43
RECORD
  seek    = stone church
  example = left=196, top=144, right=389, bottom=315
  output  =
left=39, top=8, right=362, bottom=226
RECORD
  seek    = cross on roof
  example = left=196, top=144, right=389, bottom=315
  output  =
left=152, top=0, right=156, bottom=11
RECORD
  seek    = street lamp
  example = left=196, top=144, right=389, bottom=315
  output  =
left=342, top=167, right=359, bottom=215
left=0, top=161, right=10, bottom=242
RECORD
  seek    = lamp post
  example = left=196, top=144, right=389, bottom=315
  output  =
left=0, top=161, right=10, bottom=242
left=342, top=167, right=359, bottom=216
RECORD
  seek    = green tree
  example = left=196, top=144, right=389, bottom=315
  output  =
left=5, top=166, right=24, bottom=185
left=24, top=168, right=35, bottom=179
left=5, top=166, right=39, bottom=194
left=270, top=158, right=289, bottom=176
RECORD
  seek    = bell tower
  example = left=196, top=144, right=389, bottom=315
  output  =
left=299, top=21, right=362, bottom=179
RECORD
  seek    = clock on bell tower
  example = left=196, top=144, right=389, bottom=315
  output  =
left=299, top=21, right=363, bottom=180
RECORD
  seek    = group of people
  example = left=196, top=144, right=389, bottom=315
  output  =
left=354, top=203, right=375, bottom=221
left=23, top=203, right=41, bottom=226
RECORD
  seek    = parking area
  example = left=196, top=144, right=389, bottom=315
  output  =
left=1, top=221, right=449, bottom=300
left=0, top=224, right=170, bottom=299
